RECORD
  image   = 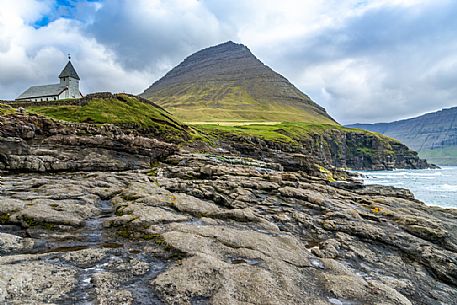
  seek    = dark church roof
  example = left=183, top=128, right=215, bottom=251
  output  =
left=16, top=84, right=67, bottom=100
left=59, top=61, right=80, bottom=80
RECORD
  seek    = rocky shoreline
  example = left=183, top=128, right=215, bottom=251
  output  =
left=0, top=107, right=454, bottom=304
left=1, top=152, right=456, bottom=304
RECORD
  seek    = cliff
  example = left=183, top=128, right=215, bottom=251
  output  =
left=198, top=123, right=431, bottom=171
left=1, top=92, right=431, bottom=172
left=0, top=93, right=187, bottom=172
left=347, top=107, right=457, bottom=165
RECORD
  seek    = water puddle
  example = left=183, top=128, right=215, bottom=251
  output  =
left=84, top=199, right=113, bottom=244
left=77, top=264, right=108, bottom=304
left=310, top=257, right=325, bottom=269
left=0, top=224, right=26, bottom=237
left=124, top=257, right=167, bottom=305
left=27, top=199, right=116, bottom=254
left=328, top=298, right=355, bottom=305
left=185, top=218, right=205, bottom=226
left=227, top=255, right=262, bottom=266
left=191, top=296, right=210, bottom=305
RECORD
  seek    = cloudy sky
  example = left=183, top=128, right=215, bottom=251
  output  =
left=1, top=0, right=456, bottom=124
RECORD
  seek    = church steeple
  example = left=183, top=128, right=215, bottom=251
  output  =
left=59, top=60, right=80, bottom=80
left=58, top=58, right=81, bottom=99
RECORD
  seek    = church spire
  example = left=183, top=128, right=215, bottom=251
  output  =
left=59, top=59, right=80, bottom=80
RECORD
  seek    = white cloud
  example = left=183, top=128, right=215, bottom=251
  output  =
left=85, top=0, right=232, bottom=71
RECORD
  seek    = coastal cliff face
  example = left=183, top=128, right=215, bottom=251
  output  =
left=211, top=128, right=429, bottom=171
left=347, top=107, right=457, bottom=165
left=0, top=95, right=430, bottom=173
left=0, top=153, right=456, bottom=304
left=0, top=111, right=177, bottom=172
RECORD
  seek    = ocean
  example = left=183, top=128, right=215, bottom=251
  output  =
left=356, top=166, right=457, bottom=209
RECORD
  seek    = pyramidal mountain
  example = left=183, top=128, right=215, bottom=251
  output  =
left=141, top=41, right=335, bottom=124
left=347, top=106, right=457, bottom=165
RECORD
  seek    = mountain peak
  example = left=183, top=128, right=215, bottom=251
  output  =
left=141, top=42, right=335, bottom=124
left=210, top=40, right=249, bottom=51
left=181, top=41, right=254, bottom=65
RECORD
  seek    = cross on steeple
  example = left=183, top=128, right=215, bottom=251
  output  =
left=68, top=53, right=71, bottom=60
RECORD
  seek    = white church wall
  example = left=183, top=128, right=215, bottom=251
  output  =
left=68, top=78, right=79, bottom=98
left=59, top=90, right=68, bottom=100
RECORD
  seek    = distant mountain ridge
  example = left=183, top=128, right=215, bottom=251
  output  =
left=141, top=41, right=335, bottom=123
left=347, top=107, right=457, bottom=165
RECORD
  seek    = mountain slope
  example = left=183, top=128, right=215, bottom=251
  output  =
left=347, top=107, right=457, bottom=165
left=141, top=41, right=335, bottom=124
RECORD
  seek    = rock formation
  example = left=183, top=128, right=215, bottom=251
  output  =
left=212, top=127, right=431, bottom=171
left=0, top=153, right=456, bottom=304
left=0, top=106, right=177, bottom=172
left=0, top=94, right=431, bottom=172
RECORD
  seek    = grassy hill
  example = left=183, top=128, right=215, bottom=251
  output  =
left=146, top=84, right=334, bottom=124
left=22, top=93, right=194, bottom=142
left=141, top=42, right=335, bottom=125
left=0, top=103, right=15, bottom=115
left=196, top=122, right=348, bottom=143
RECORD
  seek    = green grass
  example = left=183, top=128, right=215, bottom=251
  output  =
left=146, top=84, right=336, bottom=124
left=26, top=94, right=195, bottom=142
left=197, top=122, right=354, bottom=144
left=28, top=94, right=175, bottom=127
left=0, top=103, right=15, bottom=115
left=419, top=146, right=457, bottom=165
left=356, top=147, right=375, bottom=156
left=0, top=213, right=10, bottom=224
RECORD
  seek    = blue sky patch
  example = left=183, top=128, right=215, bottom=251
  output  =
left=33, top=0, right=101, bottom=28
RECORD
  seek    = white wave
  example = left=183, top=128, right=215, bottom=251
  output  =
left=407, top=172, right=442, bottom=177
left=355, top=168, right=457, bottom=208
left=439, top=184, right=457, bottom=192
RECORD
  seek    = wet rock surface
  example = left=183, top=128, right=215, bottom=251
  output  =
left=0, top=154, right=456, bottom=304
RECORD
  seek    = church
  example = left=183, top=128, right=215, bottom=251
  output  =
left=16, top=58, right=83, bottom=102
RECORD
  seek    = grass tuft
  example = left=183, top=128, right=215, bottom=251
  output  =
left=0, top=103, right=15, bottom=116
